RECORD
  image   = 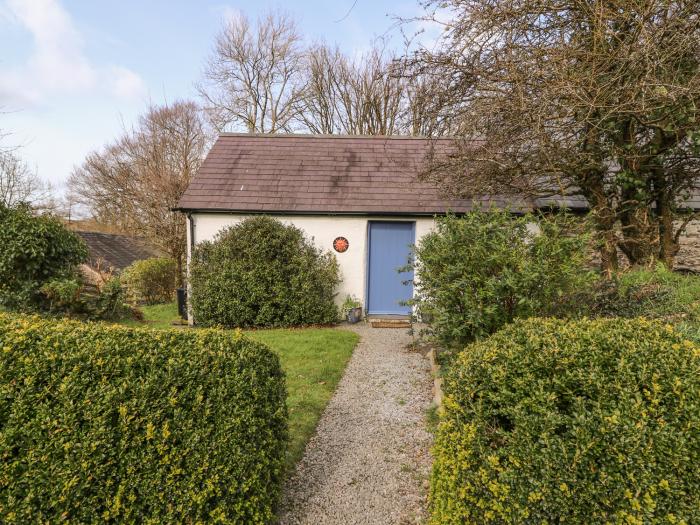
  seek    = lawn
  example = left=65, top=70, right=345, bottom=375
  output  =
left=118, top=302, right=358, bottom=467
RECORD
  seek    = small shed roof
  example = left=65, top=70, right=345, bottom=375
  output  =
left=76, top=231, right=160, bottom=271
left=176, top=134, right=529, bottom=215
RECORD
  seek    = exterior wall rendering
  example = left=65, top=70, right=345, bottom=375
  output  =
left=187, top=213, right=437, bottom=313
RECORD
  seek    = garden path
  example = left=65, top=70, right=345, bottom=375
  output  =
left=277, top=324, right=434, bottom=525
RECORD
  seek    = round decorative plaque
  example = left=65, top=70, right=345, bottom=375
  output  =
left=333, top=236, right=349, bottom=253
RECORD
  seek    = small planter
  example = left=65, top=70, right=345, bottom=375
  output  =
left=346, top=306, right=363, bottom=324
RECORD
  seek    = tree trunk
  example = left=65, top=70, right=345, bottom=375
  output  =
left=582, top=178, right=619, bottom=277
left=175, top=253, right=187, bottom=288
left=618, top=202, right=658, bottom=268
left=657, top=192, right=678, bottom=269
left=599, top=228, right=619, bottom=277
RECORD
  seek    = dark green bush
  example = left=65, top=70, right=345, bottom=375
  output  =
left=190, top=216, right=340, bottom=328
left=0, top=313, right=288, bottom=523
left=431, top=317, right=700, bottom=524
left=411, top=210, right=593, bottom=347
left=0, top=204, right=87, bottom=310
left=122, top=257, right=177, bottom=305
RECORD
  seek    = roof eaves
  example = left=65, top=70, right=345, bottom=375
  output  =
left=171, top=206, right=531, bottom=216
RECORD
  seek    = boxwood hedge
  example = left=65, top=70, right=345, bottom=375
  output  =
left=0, top=313, right=287, bottom=523
left=431, top=317, right=700, bottom=524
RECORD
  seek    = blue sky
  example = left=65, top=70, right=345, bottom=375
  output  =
left=0, top=0, right=433, bottom=192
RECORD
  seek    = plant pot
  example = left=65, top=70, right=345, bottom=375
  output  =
left=346, top=307, right=363, bottom=324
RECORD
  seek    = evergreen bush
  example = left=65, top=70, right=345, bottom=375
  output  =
left=411, top=210, right=593, bottom=347
left=122, top=257, right=177, bottom=305
left=0, top=313, right=288, bottom=523
left=190, top=216, right=340, bottom=328
left=0, top=204, right=87, bottom=310
left=431, top=317, right=700, bottom=524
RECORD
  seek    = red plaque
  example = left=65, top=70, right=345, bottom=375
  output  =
left=333, top=237, right=349, bottom=253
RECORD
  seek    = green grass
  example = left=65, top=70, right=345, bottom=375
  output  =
left=247, top=328, right=358, bottom=466
left=616, top=265, right=700, bottom=321
left=120, top=302, right=181, bottom=329
left=118, top=302, right=359, bottom=468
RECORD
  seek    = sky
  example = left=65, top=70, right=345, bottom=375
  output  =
left=0, top=0, right=436, bottom=193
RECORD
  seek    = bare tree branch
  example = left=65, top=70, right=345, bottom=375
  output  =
left=0, top=149, right=52, bottom=208
left=197, top=11, right=305, bottom=133
left=69, top=100, right=212, bottom=282
left=409, top=0, right=700, bottom=271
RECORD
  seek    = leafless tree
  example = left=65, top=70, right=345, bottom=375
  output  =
left=296, top=42, right=417, bottom=135
left=70, top=100, right=211, bottom=282
left=410, top=0, right=700, bottom=273
left=294, top=44, right=346, bottom=134
left=400, top=70, right=457, bottom=137
left=0, top=149, right=51, bottom=208
left=198, top=11, right=305, bottom=133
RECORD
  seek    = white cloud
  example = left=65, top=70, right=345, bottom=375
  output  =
left=219, top=5, right=243, bottom=24
left=0, top=0, right=145, bottom=105
left=107, top=66, right=145, bottom=99
left=209, top=3, right=245, bottom=25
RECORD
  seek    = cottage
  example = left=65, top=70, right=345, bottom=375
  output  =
left=176, top=133, right=700, bottom=317
left=176, top=134, right=527, bottom=316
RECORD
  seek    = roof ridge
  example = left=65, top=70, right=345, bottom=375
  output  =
left=217, top=132, right=454, bottom=140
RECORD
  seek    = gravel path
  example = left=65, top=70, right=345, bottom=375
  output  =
left=277, top=324, right=434, bottom=525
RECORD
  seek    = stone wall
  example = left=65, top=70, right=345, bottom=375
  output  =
left=584, top=220, right=700, bottom=272
left=675, top=220, right=700, bottom=271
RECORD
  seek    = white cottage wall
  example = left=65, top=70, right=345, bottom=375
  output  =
left=188, top=213, right=437, bottom=310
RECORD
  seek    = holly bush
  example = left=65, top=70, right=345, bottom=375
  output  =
left=0, top=203, right=87, bottom=311
left=431, top=317, right=700, bottom=524
left=0, top=313, right=288, bottom=523
left=190, top=216, right=340, bottom=328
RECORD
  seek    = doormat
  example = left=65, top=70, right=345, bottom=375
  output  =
left=370, top=320, right=411, bottom=329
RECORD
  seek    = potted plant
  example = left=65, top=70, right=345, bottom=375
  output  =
left=341, top=295, right=363, bottom=324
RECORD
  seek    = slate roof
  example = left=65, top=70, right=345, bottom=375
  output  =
left=177, top=133, right=700, bottom=214
left=176, top=134, right=529, bottom=215
left=76, top=231, right=161, bottom=271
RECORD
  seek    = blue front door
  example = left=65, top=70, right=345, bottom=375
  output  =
left=367, top=221, right=415, bottom=315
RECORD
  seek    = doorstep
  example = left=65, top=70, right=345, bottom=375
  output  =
left=367, top=315, right=412, bottom=329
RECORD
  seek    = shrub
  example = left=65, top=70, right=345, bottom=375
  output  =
left=411, top=209, right=593, bottom=347
left=190, top=216, right=340, bottom=328
left=40, top=276, right=133, bottom=321
left=93, top=275, right=134, bottom=320
left=569, top=264, right=700, bottom=322
left=122, top=257, right=177, bottom=305
left=0, top=204, right=87, bottom=310
left=431, top=317, right=700, bottom=524
left=0, top=312, right=288, bottom=523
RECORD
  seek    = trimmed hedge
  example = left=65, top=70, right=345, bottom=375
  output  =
left=190, top=216, right=340, bottom=328
left=0, top=313, right=288, bottom=523
left=431, top=318, right=700, bottom=524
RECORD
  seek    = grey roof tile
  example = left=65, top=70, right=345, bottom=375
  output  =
left=177, top=134, right=531, bottom=214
